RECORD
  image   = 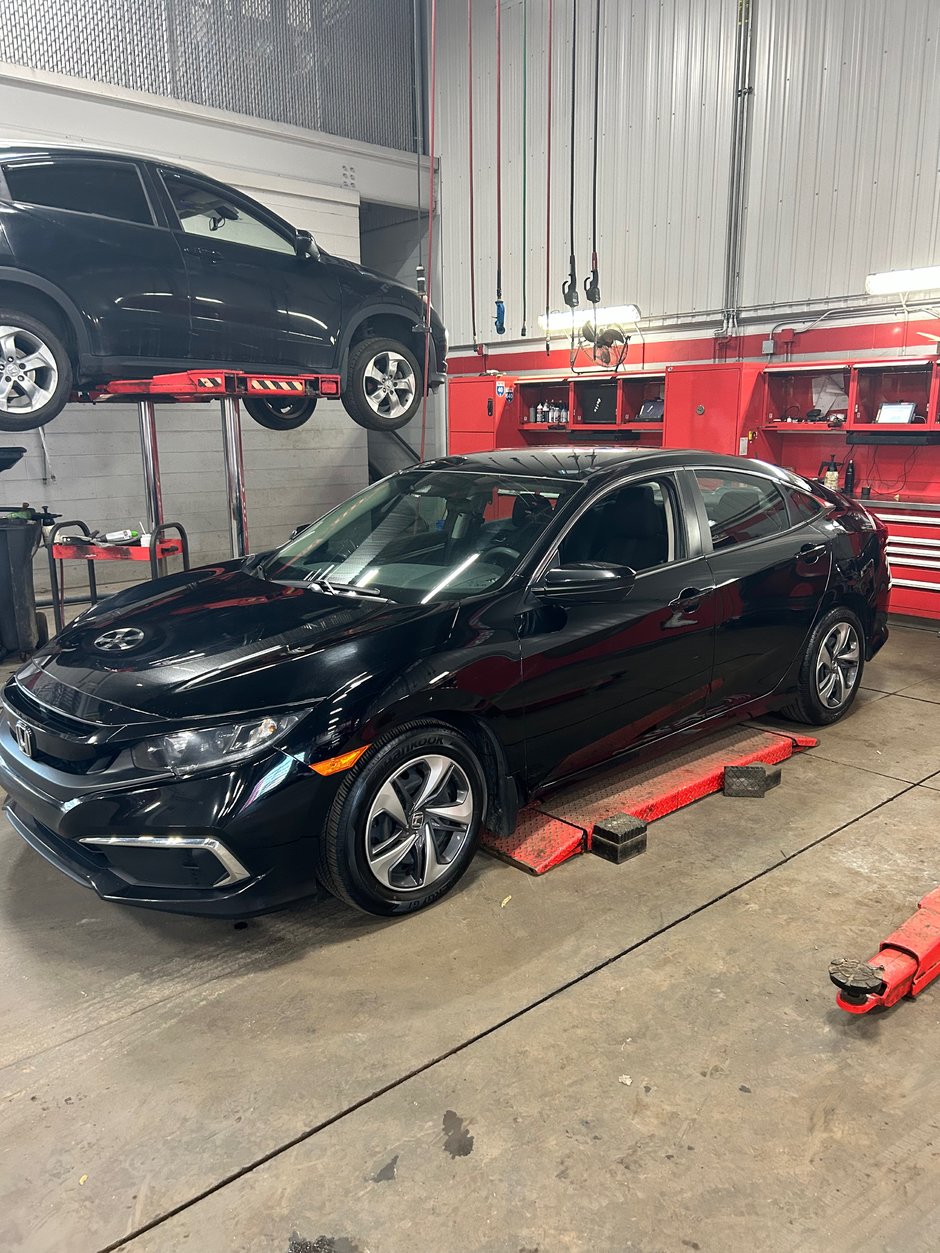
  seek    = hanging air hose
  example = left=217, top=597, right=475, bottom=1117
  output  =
left=544, top=0, right=554, bottom=355
left=418, top=0, right=439, bottom=459
left=520, top=0, right=528, bottom=337
left=494, top=0, right=506, bottom=335
left=467, top=0, right=478, bottom=348
left=584, top=0, right=601, bottom=308
left=561, top=0, right=579, bottom=317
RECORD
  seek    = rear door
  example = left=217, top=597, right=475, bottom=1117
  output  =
left=519, top=472, right=720, bottom=787
left=0, top=155, right=190, bottom=363
left=690, top=467, right=832, bottom=712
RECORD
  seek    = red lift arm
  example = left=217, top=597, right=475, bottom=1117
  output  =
left=829, top=887, right=940, bottom=1014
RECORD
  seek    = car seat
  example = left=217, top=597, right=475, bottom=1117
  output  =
left=593, top=485, right=668, bottom=570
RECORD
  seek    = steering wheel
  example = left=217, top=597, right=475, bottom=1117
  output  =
left=485, top=546, right=521, bottom=570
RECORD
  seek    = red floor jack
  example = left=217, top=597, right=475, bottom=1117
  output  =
left=829, top=888, right=940, bottom=1014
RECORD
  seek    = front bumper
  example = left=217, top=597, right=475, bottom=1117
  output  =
left=0, top=721, right=338, bottom=917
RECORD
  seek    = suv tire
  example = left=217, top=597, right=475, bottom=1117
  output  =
left=243, top=395, right=317, bottom=431
left=342, top=337, right=423, bottom=431
left=0, top=312, right=72, bottom=432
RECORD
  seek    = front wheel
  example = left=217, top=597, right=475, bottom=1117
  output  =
left=342, top=337, right=423, bottom=431
left=780, top=608, right=864, bottom=726
left=243, top=395, right=317, bottom=431
left=317, top=722, right=486, bottom=916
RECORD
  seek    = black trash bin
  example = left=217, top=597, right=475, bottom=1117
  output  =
left=0, top=514, right=42, bottom=658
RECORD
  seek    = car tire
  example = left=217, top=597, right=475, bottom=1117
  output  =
left=243, top=395, right=318, bottom=431
left=317, top=721, right=487, bottom=916
left=342, top=337, right=423, bottom=432
left=0, top=312, right=72, bottom=432
left=779, top=607, right=865, bottom=726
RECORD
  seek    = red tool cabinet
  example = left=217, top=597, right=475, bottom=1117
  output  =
left=449, top=356, right=940, bottom=620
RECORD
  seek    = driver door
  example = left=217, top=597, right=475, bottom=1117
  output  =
left=159, top=169, right=337, bottom=369
left=519, top=473, right=720, bottom=787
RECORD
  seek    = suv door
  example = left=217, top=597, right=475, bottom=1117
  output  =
left=519, top=473, right=720, bottom=787
left=159, top=169, right=340, bottom=370
left=690, top=468, right=832, bottom=712
left=0, top=156, right=190, bottom=365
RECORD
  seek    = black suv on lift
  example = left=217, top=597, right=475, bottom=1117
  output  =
left=0, top=145, right=447, bottom=433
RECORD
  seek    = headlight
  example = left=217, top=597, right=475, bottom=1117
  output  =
left=132, top=712, right=303, bottom=777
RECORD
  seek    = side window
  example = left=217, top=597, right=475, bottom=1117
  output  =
left=694, top=470, right=789, bottom=549
left=3, top=159, right=153, bottom=226
left=559, top=478, right=680, bottom=573
left=163, top=173, right=294, bottom=255
left=785, top=487, right=823, bottom=525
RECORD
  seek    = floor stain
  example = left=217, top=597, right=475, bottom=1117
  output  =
left=286, top=1235, right=362, bottom=1253
left=442, top=1109, right=474, bottom=1157
left=372, top=1153, right=399, bottom=1183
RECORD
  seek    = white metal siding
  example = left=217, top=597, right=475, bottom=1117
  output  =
left=741, top=0, right=940, bottom=309
left=436, top=0, right=940, bottom=345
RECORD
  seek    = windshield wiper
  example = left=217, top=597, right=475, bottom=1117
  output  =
left=304, top=576, right=386, bottom=598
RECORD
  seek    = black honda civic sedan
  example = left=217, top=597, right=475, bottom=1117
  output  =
left=0, top=448, right=889, bottom=919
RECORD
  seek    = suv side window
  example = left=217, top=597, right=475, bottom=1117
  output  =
left=694, top=470, right=789, bottom=549
left=2, top=159, right=153, bottom=226
left=558, top=478, right=681, bottom=572
left=163, top=172, right=294, bottom=255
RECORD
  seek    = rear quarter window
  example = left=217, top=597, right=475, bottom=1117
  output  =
left=785, top=487, right=824, bottom=524
left=3, top=159, right=153, bottom=226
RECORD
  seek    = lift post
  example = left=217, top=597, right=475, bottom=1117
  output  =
left=830, top=887, right=940, bottom=1014
left=220, top=396, right=249, bottom=558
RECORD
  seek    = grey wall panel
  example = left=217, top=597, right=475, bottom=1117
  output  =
left=741, top=0, right=940, bottom=309
left=436, top=0, right=738, bottom=346
left=0, top=0, right=418, bottom=152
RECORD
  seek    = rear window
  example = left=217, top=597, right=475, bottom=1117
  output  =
left=3, top=159, right=153, bottom=226
left=694, top=470, right=790, bottom=549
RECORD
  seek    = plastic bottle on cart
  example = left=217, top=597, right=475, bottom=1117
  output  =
left=843, top=459, right=856, bottom=496
left=823, top=455, right=840, bottom=491
left=536, top=402, right=544, bottom=424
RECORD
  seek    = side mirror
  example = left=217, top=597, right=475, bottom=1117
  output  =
left=534, top=562, right=636, bottom=602
left=294, top=229, right=319, bottom=260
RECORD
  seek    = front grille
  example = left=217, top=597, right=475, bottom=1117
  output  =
left=3, top=682, right=119, bottom=775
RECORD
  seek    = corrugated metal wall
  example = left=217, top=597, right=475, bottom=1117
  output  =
left=741, top=0, right=940, bottom=309
left=0, top=0, right=418, bottom=152
left=437, top=0, right=940, bottom=347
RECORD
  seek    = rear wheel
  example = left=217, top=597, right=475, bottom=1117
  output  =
left=780, top=608, right=864, bottom=725
left=318, top=722, right=486, bottom=915
left=243, top=395, right=317, bottom=431
left=342, top=337, right=422, bottom=432
left=0, top=313, right=72, bottom=432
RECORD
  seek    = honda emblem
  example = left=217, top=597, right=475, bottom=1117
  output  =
left=14, top=720, right=35, bottom=758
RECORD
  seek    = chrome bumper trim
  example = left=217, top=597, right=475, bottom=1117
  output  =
left=78, top=835, right=251, bottom=887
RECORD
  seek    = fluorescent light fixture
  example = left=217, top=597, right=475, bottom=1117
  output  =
left=538, top=304, right=641, bottom=333
left=865, top=266, right=940, bottom=296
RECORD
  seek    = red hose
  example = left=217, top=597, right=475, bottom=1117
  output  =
left=545, top=0, right=554, bottom=354
left=419, top=0, right=438, bottom=460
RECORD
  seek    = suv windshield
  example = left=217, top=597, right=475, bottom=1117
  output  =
left=262, top=470, right=578, bottom=603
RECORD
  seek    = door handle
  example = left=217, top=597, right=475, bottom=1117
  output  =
left=799, top=543, right=827, bottom=565
left=668, top=586, right=713, bottom=611
left=183, top=243, right=222, bottom=261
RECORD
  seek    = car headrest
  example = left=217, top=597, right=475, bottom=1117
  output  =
left=605, top=485, right=663, bottom=538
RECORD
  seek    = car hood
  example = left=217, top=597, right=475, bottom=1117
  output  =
left=12, top=563, right=452, bottom=727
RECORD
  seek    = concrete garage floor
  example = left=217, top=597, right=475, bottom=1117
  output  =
left=2, top=623, right=940, bottom=1253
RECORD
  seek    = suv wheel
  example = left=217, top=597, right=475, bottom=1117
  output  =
left=342, top=337, right=422, bottom=431
left=0, top=313, right=72, bottom=432
left=317, top=722, right=486, bottom=915
left=243, top=395, right=317, bottom=431
left=780, top=608, right=864, bottom=726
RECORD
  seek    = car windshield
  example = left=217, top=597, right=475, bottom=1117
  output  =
left=261, top=470, right=578, bottom=604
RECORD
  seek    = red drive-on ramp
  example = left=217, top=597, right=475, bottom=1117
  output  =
left=482, top=726, right=816, bottom=875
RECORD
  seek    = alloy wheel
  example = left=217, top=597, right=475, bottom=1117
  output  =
left=0, top=325, right=58, bottom=415
left=815, top=621, right=860, bottom=710
left=362, top=350, right=417, bottom=420
left=364, top=753, right=475, bottom=891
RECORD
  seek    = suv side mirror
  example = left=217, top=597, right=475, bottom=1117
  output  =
left=534, top=562, right=637, bottom=602
left=294, top=229, right=319, bottom=260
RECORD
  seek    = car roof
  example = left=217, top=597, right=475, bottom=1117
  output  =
left=420, top=446, right=802, bottom=485
left=0, top=142, right=201, bottom=181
